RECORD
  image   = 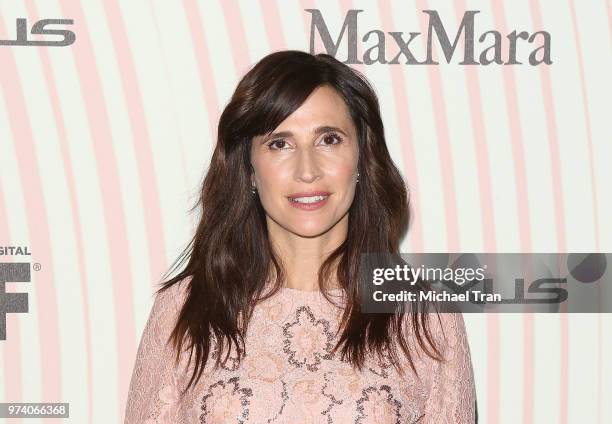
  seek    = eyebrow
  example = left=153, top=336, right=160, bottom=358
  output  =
left=262, top=125, right=349, bottom=142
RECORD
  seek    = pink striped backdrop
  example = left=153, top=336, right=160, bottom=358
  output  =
left=0, top=0, right=611, bottom=423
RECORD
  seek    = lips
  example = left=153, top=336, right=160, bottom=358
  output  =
left=287, top=191, right=331, bottom=199
left=287, top=191, right=331, bottom=210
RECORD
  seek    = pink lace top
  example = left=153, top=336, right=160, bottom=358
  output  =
left=125, top=280, right=476, bottom=423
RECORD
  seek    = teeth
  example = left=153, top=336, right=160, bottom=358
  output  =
left=291, top=195, right=328, bottom=204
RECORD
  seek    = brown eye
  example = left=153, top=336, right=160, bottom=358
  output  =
left=267, top=139, right=288, bottom=150
left=320, top=132, right=343, bottom=146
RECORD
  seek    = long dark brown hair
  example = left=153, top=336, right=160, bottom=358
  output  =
left=158, top=50, right=443, bottom=394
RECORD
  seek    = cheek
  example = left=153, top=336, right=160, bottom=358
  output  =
left=256, top=164, right=291, bottom=197
left=325, top=162, right=357, bottom=186
left=254, top=152, right=291, bottom=174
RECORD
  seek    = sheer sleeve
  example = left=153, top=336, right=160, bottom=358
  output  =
left=124, top=280, right=187, bottom=424
left=422, top=312, right=477, bottom=423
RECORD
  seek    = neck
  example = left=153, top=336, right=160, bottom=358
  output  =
left=266, top=214, right=348, bottom=291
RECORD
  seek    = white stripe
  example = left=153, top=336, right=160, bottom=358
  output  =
left=278, top=0, right=309, bottom=49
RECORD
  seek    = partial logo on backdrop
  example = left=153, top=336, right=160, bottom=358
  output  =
left=0, top=18, right=75, bottom=47
left=0, top=263, right=30, bottom=340
left=0, top=245, right=33, bottom=340
left=360, top=253, right=608, bottom=313
left=307, top=9, right=552, bottom=66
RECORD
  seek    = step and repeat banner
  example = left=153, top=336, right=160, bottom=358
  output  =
left=1, top=0, right=611, bottom=423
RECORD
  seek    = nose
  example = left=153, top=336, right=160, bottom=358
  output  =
left=294, top=148, right=323, bottom=183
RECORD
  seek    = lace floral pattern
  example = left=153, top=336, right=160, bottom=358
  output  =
left=200, top=376, right=253, bottom=423
left=282, top=305, right=335, bottom=372
left=125, top=283, right=477, bottom=423
left=355, top=385, right=403, bottom=423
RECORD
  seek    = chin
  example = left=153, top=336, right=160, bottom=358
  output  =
left=281, top=216, right=340, bottom=237
left=289, top=223, right=332, bottom=238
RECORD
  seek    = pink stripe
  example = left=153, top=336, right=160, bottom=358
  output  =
left=0, top=20, right=63, bottom=424
left=53, top=2, right=138, bottom=421
left=0, top=186, right=23, bottom=424
left=566, top=1, right=603, bottom=421
left=220, top=0, right=252, bottom=76
left=21, top=2, right=95, bottom=421
left=181, top=0, right=222, bottom=144
left=259, top=0, right=286, bottom=51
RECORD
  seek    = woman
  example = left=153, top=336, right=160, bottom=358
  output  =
left=124, top=50, right=476, bottom=423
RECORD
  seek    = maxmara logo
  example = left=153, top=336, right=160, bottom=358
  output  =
left=306, top=9, right=552, bottom=66
left=0, top=18, right=75, bottom=47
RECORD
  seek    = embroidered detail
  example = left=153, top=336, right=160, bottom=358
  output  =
left=355, top=384, right=402, bottom=424
left=282, top=306, right=335, bottom=372
left=199, top=376, right=252, bottom=423
left=265, top=380, right=289, bottom=423
left=125, top=279, right=476, bottom=424
left=320, top=371, right=344, bottom=423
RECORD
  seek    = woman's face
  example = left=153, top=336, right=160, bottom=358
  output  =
left=250, top=85, right=359, bottom=238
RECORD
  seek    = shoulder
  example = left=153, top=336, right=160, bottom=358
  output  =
left=426, top=312, right=471, bottom=365
left=401, top=311, right=469, bottom=359
left=150, top=276, right=192, bottom=321
left=402, top=310, right=467, bottom=337
left=428, top=312, right=467, bottom=338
